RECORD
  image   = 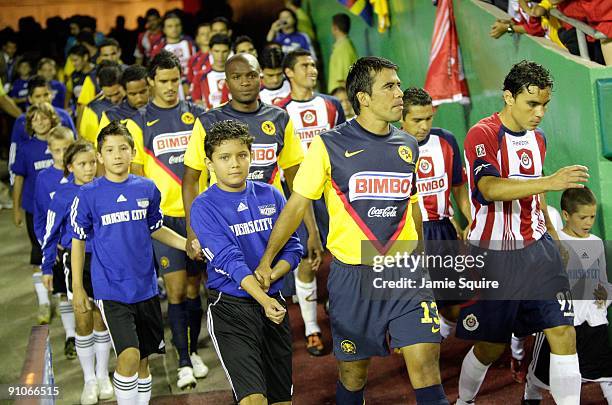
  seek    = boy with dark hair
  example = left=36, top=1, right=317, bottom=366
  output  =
left=9, top=57, right=32, bottom=110
left=330, top=86, right=354, bottom=119
left=100, top=65, right=149, bottom=126
left=187, top=22, right=212, bottom=84
left=97, top=38, right=122, bottom=64
left=134, top=8, right=163, bottom=66
left=71, top=120, right=187, bottom=405
left=259, top=46, right=290, bottom=105
left=67, top=44, right=95, bottom=114
left=191, top=119, right=302, bottom=405
left=192, top=34, right=231, bottom=109
left=37, top=58, right=67, bottom=110
left=233, top=35, right=257, bottom=58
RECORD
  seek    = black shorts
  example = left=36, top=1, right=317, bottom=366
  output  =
left=207, top=290, right=292, bottom=403
left=96, top=296, right=165, bottom=359
left=25, top=212, right=42, bottom=265
left=51, top=250, right=67, bottom=295
left=153, top=216, right=204, bottom=276
left=63, top=249, right=94, bottom=299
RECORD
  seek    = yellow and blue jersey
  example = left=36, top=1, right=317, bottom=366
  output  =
left=79, top=94, right=114, bottom=143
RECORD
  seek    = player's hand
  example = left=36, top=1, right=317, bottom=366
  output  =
left=547, top=165, right=589, bottom=191
left=254, top=262, right=273, bottom=292
left=462, top=223, right=471, bottom=240
left=594, top=284, right=608, bottom=302
left=557, top=240, right=570, bottom=268
left=490, top=20, right=509, bottom=38
left=186, top=235, right=204, bottom=261
left=307, top=234, right=323, bottom=271
left=263, top=297, right=287, bottom=324
left=13, top=208, right=23, bottom=227
left=72, top=287, right=92, bottom=313
left=42, top=275, right=53, bottom=292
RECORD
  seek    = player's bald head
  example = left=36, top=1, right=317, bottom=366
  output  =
left=225, top=53, right=260, bottom=75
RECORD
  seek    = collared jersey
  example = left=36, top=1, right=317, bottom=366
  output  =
left=293, top=119, right=420, bottom=264
left=191, top=68, right=229, bottom=109
left=276, top=93, right=345, bottom=151
left=11, top=137, right=54, bottom=213
left=129, top=100, right=206, bottom=217
left=260, top=80, right=291, bottom=106
left=150, top=38, right=196, bottom=78
left=71, top=175, right=163, bottom=303
left=185, top=102, right=303, bottom=193
left=416, top=128, right=466, bottom=221
left=79, top=94, right=115, bottom=143
left=464, top=112, right=547, bottom=249
left=100, top=99, right=140, bottom=125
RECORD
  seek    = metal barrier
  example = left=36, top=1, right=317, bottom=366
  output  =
left=549, top=8, right=609, bottom=60
left=15, top=325, right=55, bottom=405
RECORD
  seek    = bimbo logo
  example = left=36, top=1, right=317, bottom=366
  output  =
left=300, top=109, right=318, bottom=127
left=251, top=143, right=278, bottom=167
left=153, top=131, right=191, bottom=156
left=348, top=171, right=413, bottom=202
left=417, top=174, right=448, bottom=196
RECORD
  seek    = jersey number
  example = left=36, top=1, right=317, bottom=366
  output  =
left=420, top=301, right=440, bottom=325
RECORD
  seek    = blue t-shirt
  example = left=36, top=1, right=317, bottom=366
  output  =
left=40, top=179, right=91, bottom=275
left=49, top=80, right=67, bottom=109
left=274, top=31, right=314, bottom=57
left=71, top=175, right=163, bottom=303
left=11, top=137, right=53, bottom=213
left=33, top=166, right=70, bottom=243
left=9, top=78, right=29, bottom=110
left=190, top=181, right=303, bottom=298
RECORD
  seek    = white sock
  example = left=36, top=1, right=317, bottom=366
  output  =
left=295, top=276, right=320, bottom=336
left=58, top=300, right=76, bottom=339
left=94, top=330, right=111, bottom=379
left=137, top=375, right=152, bottom=405
left=32, top=272, right=50, bottom=305
left=113, top=372, right=138, bottom=404
left=439, top=315, right=456, bottom=339
left=458, top=347, right=490, bottom=402
left=600, top=381, right=612, bottom=405
left=511, top=334, right=525, bottom=360
left=549, top=353, right=581, bottom=405
left=76, top=333, right=96, bottom=383
left=524, top=376, right=543, bottom=400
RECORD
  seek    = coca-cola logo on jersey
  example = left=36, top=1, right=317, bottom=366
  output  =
left=417, top=156, right=434, bottom=177
left=517, top=148, right=534, bottom=175
left=300, top=109, right=318, bottom=127
left=367, top=206, right=398, bottom=218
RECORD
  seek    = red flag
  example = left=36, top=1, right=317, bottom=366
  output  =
left=424, top=0, right=469, bottom=106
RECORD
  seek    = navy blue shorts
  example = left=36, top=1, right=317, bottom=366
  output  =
left=456, top=234, right=573, bottom=343
left=423, top=218, right=458, bottom=245
left=328, top=259, right=441, bottom=361
left=153, top=216, right=204, bottom=276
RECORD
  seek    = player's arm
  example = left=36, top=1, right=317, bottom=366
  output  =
left=40, top=203, right=65, bottom=291
left=151, top=226, right=187, bottom=251
left=0, top=93, right=22, bottom=118
left=12, top=175, right=24, bottom=227
left=127, top=119, right=145, bottom=176
left=70, top=192, right=93, bottom=313
left=411, top=196, right=425, bottom=254
left=539, top=193, right=560, bottom=240
left=451, top=184, right=472, bottom=239
left=241, top=275, right=287, bottom=324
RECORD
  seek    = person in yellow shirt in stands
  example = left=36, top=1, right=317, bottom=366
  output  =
left=328, top=13, right=358, bottom=93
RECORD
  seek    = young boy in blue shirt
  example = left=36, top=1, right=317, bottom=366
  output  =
left=190, top=120, right=303, bottom=405
left=71, top=120, right=188, bottom=405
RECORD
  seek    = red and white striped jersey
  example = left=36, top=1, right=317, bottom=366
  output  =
left=464, top=113, right=547, bottom=249
left=275, top=93, right=345, bottom=151
left=191, top=68, right=230, bottom=109
left=416, top=128, right=466, bottom=221
left=260, top=80, right=291, bottom=106
left=150, top=38, right=196, bottom=77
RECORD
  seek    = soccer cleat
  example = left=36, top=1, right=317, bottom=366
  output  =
left=37, top=303, right=51, bottom=325
left=64, top=337, right=77, bottom=360
left=80, top=379, right=98, bottom=405
left=97, top=376, right=114, bottom=400
left=306, top=333, right=325, bottom=356
left=511, top=357, right=527, bottom=383
left=190, top=353, right=209, bottom=379
left=177, top=366, right=197, bottom=390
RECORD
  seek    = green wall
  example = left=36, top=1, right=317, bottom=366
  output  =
left=306, top=0, right=612, bottom=238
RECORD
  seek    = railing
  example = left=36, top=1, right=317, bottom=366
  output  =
left=549, top=8, right=609, bottom=60
left=15, top=325, right=55, bottom=405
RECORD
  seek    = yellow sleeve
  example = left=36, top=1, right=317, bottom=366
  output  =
left=0, top=79, right=5, bottom=97
left=79, top=107, right=99, bottom=143
left=292, top=135, right=330, bottom=200
left=125, top=119, right=145, bottom=165
left=277, top=118, right=304, bottom=169
left=184, top=118, right=207, bottom=171
left=539, top=0, right=552, bottom=10
left=77, top=77, right=96, bottom=106
left=98, top=112, right=110, bottom=132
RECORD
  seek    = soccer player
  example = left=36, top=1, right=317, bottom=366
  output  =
left=41, top=140, right=114, bottom=404
left=455, top=60, right=589, bottom=405
left=79, top=62, right=125, bottom=143
left=255, top=56, right=448, bottom=405
left=330, top=86, right=355, bottom=120
left=134, top=8, right=163, bottom=66
left=259, top=46, right=290, bottom=106
left=191, top=34, right=231, bottom=109
left=233, top=35, right=257, bottom=58
left=11, top=102, right=60, bottom=324
left=37, top=58, right=67, bottom=110
left=276, top=48, right=346, bottom=355
left=191, top=119, right=302, bottom=405
left=97, top=38, right=123, bottom=65
left=66, top=44, right=95, bottom=116
left=9, top=58, right=32, bottom=110
left=524, top=187, right=612, bottom=404
left=127, top=50, right=208, bottom=389
left=187, top=22, right=212, bottom=84
left=71, top=121, right=188, bottom=405
left=100, top=65, right=150, bottom=125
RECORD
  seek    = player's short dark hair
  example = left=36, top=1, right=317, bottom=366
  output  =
left=97, top=120, right=134, bottom=152
left=146, top=8, right=161, bottom=18
left=210, top=34, right=231, bottom=48
left=232, top=35, right=254, bottom=53
left=332, top=13, right=351, bottom=34
left=402, top=87, right=432, bottom=118
left=503, top=60, right=554, bottom=98
left=63, top=139, right=95, bottom=176
left=560, top=187, right=597, bottom=214
left=163, top=12, right=182, bottom=26
left=27, top=75, right=50, bottom=97
left=197, top=21, right=211, bottom=31
left=120, top=65, right=148, bottom=88
left=68, top=44, right=89, bottom=58
left=37, top=57, right=56, bottom=71
left=76, top=31, right=96, bottom=47
left=211, top=16, right=231, bottom=30
left=347, top=56, right=398, bottom=115
left=98, top=38, right=120, bottom=51
left=148, top=50, right=182, bottom=78
left=282, top=48, right=311, bottom=72
left=260, top=46, right=284, bottom=70
left=97, top=61, right=122, bottom=87
left=205, top=120, right=254, bottom=159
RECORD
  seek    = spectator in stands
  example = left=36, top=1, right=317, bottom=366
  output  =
left=134, top=8, right=163, bottom=66
left=9, top=58, right=32, bottom=111
left=284, top=0, right=316, bottom=41
left=331, top=86, right=355, bottom=119
left=37, top=58, right=67, bottom=110
left=267, top=8, right=315, bottom=57
left=233, top=35, right=258, bottom=58
left=64, top=16, right=81, bottom=58
left=517, top=0, right=566, bottom=48
left=328, top=13, right=358, bottom=93
left=0, top=37, right=17, bottom=84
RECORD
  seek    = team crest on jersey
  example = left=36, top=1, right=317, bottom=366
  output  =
left=261, top=121, right=276, bottom=136
left=519, top=150, right=533, bottom=170
left=418, top=157, right=433, bottom=175
left=137, top=198, right=149, bottom=208
left=476, top=144, right=486, bottom=157
left=181, top=112, right=195, bottom=125
left=300, top=109, right=318, bottom=127
left=258, top=204, right=276, bottom=216
left=340, top=340, right=356, bottom=355
left=160, top=256, right=170, bottom=269
left=462, top=313, right=479, bottom=331
left=349, top=171, right=413, bottom=202
left=398, top=146, right=413, bottom=164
